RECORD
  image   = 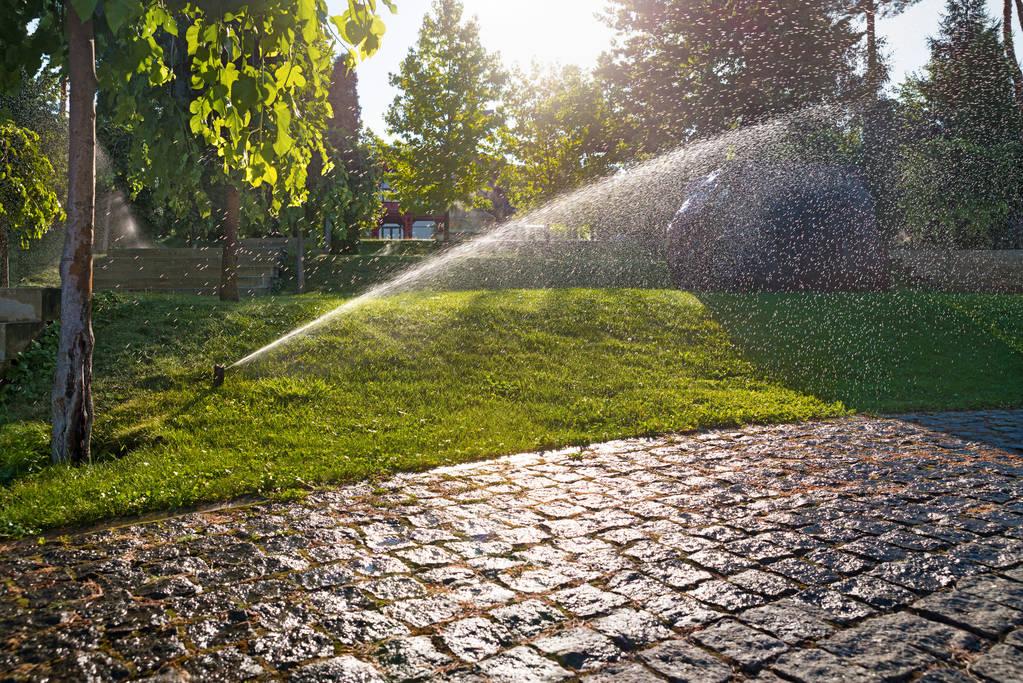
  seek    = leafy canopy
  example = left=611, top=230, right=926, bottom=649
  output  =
left=3, top=0, right=393, bottom=218
left=502, top=64, right=622, bottom=210
left=901, top=0, right=1023, bottom=144
left=600, top=0, right=862, bottom=155
left=898, top=137, right=1023, bottom=248
left=0, top=121, right=64, bottom=247
left=385, top=0, right=505, bottom=214
left=116, top=1, right=391, bottom=212
left=896, top=0, right=1023, bottom=248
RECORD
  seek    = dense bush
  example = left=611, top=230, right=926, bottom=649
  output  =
left=898, top=137, right=1023, bottom=248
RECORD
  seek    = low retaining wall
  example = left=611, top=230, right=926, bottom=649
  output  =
left=0, top=288, right=60, bottom=371
left=0, top=288, right=60, bottom=323
left=891, top=250, right=1023, bottom=294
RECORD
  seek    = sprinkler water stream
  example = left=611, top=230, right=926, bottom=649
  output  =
left=217, top=104, right=907, bottom=375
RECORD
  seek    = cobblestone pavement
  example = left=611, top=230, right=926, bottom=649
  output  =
left=2, top=413, right=1023, bottom=682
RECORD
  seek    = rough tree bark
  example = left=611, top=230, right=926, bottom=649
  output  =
left=51, top=7, right=96, bottom=465
left=220, top=184, right=240, bottom=301
left=1006, top=0, right=1023, bottom=108
left=1, top=226, right=9, bottom=288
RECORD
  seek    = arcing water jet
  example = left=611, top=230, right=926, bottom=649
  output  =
left=226, top=104, right=894, bottom=371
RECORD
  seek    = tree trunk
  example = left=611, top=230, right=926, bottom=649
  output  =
left=323, top=216, right=333, bottom=253
left=59, top=76, right=68, bottom=119
left=51, top=8, right=96, bottom=466
left=295, top=225, right=306, bottom=294
left=865, top=0, right=880, bottom=96
left=1006, top=0, right=1023, bottom=110
left=342, top=222, right=359, bottom=254
left=0, top=226, right=9, bottom=289
left=220, top=184, right=240, bottom=301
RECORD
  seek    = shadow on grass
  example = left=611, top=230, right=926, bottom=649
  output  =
left=696, top=291, right=1023, bottom=420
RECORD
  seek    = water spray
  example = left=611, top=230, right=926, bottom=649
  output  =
left=220, top=105, right=880, bottom=371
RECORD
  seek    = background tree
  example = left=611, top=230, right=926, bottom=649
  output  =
left=1003, top=0, right=1023, bottom=107
left=502, top=64, right=621, bottom=210
left=898, top=0, right=1023, bottom=247
left=312, top=144, right=381, bottom=255
left=329, top=57, right=362, bottom=158
left=904, top=0, right=1022, bottom=143
left=323, top=57, right=381, bottom=254
left=830, top=1, right=922, bottom=225
left=834, top=1, right=924, bottom=94
left=385, top=0, right=506, bottom=217
left=0, top=70, right=69, bottom=282
left=600, top=0, right=862, bottom=156
left=0, top=122, right=65, bottom=287
left=0, top=70, right=67, bottom=181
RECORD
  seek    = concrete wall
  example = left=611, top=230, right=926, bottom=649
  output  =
left=0, top=288, right=59, bottom=369
left=0, top=288, right=61, bottom=323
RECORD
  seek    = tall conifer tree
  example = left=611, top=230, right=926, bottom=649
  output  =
left=907, top=0, right=1022, bottom=142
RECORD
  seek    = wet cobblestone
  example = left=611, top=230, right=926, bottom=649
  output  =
left=1, top=412, right=1023, bottom=681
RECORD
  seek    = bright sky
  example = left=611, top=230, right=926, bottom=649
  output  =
left=327, top=0, right=1019, bottom=136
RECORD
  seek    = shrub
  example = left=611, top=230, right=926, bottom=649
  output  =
left=898, top=137, right=1023, bottom=249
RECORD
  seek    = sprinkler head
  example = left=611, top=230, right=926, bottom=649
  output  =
left=212, top=364, right=226, bottom=389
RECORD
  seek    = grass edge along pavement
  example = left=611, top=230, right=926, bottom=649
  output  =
left=1, top=288, right=1021, bottom=536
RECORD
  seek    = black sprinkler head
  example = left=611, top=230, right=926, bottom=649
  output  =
left=212, top=365, right=226, bottom=389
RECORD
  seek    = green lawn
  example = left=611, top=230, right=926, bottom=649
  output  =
left=0, top=288, right=1020, bottom=536
left=702, top=292, right=1023, bottom=412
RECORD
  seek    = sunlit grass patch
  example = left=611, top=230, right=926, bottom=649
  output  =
left=0, top=288, right=1019, bottom=535
left=703, top=292, right=1023, bottom=413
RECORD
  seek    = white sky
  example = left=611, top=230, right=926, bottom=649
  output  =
left=325, top=0, right=1019, bottom=136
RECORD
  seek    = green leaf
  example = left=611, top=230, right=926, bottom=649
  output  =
left=185, top=24, right=200, bottom=55
left=69, top=0, right=100, bottom=21
left=220, top=63, right=240, bottom=92
left=297, top=0, right=316, bottom=24
left=370, top=15, right=386, bottom=37
left=233, top=75, right=259, bottom=109
left=272, top=100, right=293, bottom=156
left=274, top=64, right=306, bottom=89
left=104, top=0, right=136, bottom=33
left=158, top=8, right=179, bottom=36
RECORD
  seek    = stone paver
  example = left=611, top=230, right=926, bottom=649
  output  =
left=1, top=412, right=1023, bottom=681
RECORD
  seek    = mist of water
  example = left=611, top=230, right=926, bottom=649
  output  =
left=97, top=188, right=149, bottom=252
left=231, top=106, right=846, bottom=368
